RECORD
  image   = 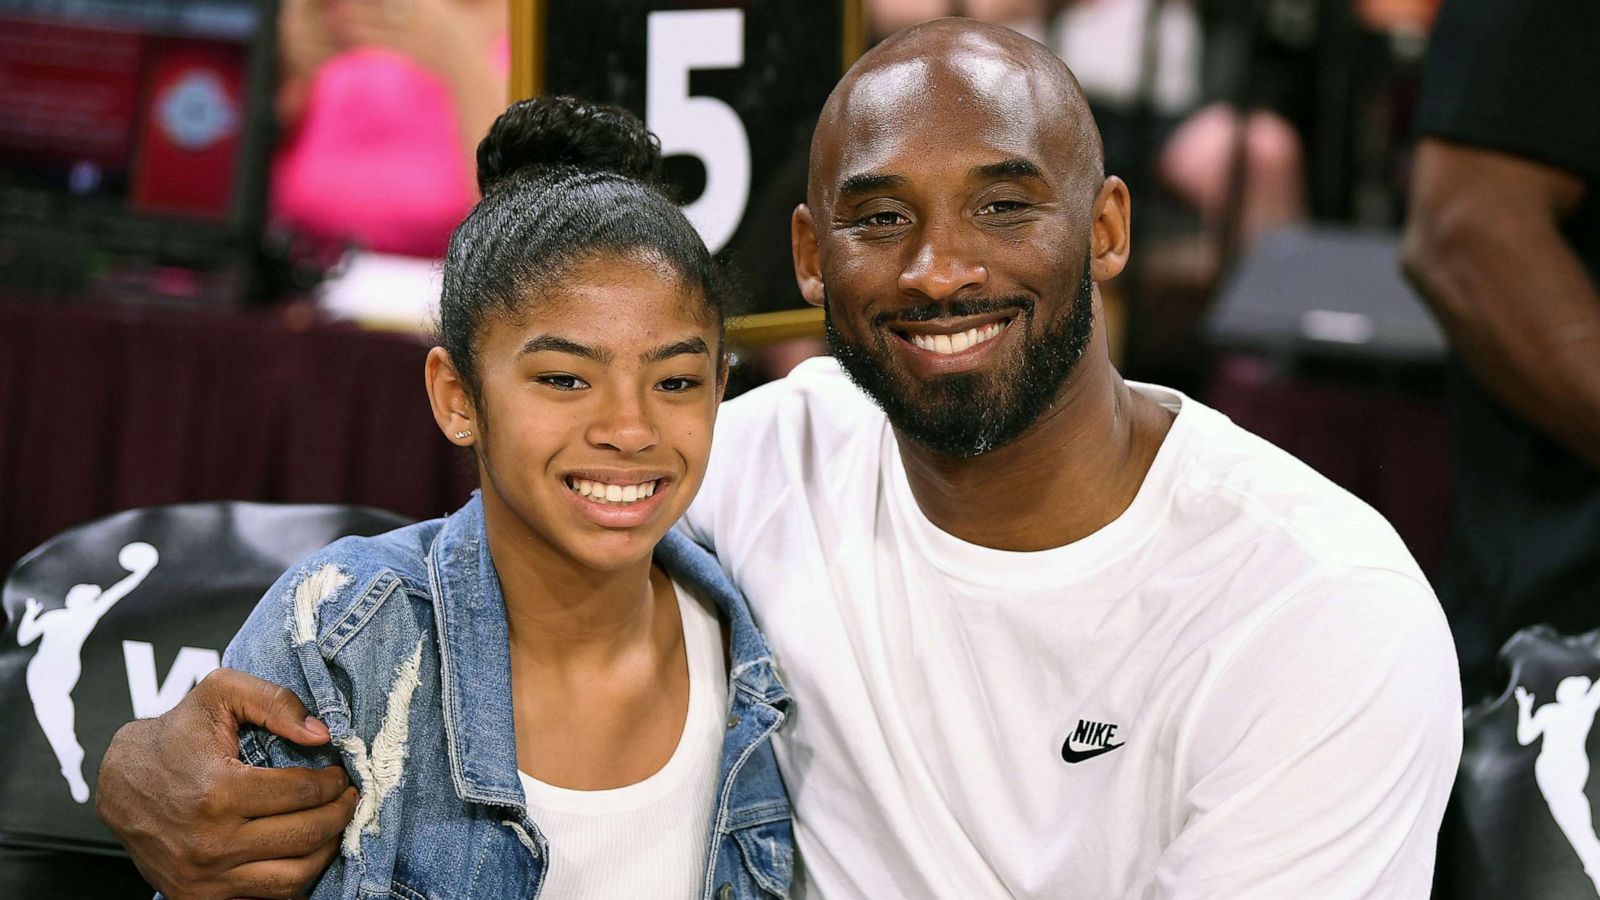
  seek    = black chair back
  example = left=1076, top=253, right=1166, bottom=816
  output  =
left=1441, top=625, right=1600, bottom=899
left=0, top=501, right=411, bottom=859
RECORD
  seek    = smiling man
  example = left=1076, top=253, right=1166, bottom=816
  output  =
left=96, top=19, right=1461, bottom=899
left=676, top=19, right=1461, bottom=897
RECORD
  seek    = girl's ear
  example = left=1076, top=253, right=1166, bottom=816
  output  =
left=425, top=347, right=477, bottom=445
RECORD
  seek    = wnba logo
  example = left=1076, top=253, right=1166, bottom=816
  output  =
left=14, top=542, right=220, bottom=804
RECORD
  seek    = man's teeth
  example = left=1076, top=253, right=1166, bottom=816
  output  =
left=568, top=478, right=658, bottom=504
left=909, top=322, right=1006, bottom=354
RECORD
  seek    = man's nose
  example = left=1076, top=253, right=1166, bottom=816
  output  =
left=899, top=221, right=989, bottom=301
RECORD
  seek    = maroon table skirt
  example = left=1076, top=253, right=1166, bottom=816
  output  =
left=0, top=296, right=1452, bottom=583
left=0, top=296, right=477, bottom=575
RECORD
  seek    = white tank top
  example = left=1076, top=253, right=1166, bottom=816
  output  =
left=518, top=581, right=727, bottom=898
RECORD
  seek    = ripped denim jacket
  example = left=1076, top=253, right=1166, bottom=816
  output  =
left=219, top=494, right=795, bottom=899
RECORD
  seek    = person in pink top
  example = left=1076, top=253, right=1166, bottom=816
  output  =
left=272, top=0, right=508, bottom=258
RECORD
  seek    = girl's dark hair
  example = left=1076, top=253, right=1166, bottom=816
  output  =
left=439, top=96, right=728, bottom=404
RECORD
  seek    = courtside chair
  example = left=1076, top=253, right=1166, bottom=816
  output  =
left=1439, top=625, right=1600, bottom=899
left=0, top=501, right=412, bottom=896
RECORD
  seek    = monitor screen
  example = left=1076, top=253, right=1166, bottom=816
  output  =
left=0, top=0, right=260, bottom=223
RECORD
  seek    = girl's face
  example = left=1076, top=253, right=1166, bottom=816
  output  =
left=429, top=252, right=724, bottom=574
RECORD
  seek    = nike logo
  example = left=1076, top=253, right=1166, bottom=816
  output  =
left=1061, top=718, right=1125, bottom=764
left=1061, top=740, right=1125, bottom=763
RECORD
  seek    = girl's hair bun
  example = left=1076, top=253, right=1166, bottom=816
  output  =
left=475, top=96, right=663, bottom=196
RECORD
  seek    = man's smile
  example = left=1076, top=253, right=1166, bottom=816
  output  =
left=888, top=311, right=1018, bottom=376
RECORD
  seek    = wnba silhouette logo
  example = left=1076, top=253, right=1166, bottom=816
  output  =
left=1516, top=677, right=1600, bottom=895
left=16, top=542, right=159, bottom=804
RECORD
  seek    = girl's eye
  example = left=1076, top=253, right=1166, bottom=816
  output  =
left=657, top=377, right=701, bottom=393
left=537, top=374, right=588, bottom=391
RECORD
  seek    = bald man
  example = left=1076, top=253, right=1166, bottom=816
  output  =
left=98, top=20, right=1461, bottom=899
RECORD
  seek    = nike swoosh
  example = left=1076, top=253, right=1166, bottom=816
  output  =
left=1061, top=740, right=1125, bottom=763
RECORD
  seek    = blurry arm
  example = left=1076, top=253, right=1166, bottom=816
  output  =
left=276, top=0, right=343, bottom=126
left=433, top=43, right=506, bottom=196
left=1402, top=139, right=1600, bottom=469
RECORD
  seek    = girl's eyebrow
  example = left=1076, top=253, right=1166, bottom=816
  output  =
left=642, top=337, right=710, bottom=364
left=519, top=335, right=708, bottom=365
left=519, top=335, right=612, bottom=363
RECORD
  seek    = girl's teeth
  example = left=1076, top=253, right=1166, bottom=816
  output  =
left=567, top=478, right=660, bottom=505
left=909, top=322, right=1006, bottom=354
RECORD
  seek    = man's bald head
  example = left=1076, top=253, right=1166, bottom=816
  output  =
left=809, top=18, right=1105, bottom=212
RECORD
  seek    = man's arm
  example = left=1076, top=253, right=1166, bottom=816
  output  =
left=1151, top=570, right=1462, bottom=897
left=96, top=669, right=357, bottom=900
left=1402, top=139, right=1600, bottom=469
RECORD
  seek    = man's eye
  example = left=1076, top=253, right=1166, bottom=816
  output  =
left=537, top=374, right=588, bottom=391
left=657, top=377, right=701, bottom=393
left=859, top=211, right=908, bottom=228
left=979, top=200, right=1028, bottom=216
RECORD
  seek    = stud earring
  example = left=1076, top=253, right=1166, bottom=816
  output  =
left=454, top=429, right=472, bottom=440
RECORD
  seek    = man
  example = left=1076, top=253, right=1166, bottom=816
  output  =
left=1401, top=0, right=1600, bottom=704
left=99, top=20, right=1461, bottom=898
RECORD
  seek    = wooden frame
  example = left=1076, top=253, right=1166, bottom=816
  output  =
left=509, top=0, right=865, bottom=101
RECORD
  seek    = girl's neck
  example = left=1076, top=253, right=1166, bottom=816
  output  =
left=481, top=497, right=669, bottom=669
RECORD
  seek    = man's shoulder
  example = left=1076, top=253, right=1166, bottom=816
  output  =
left=721, top=356, right=881, bottom=429
left=713, top=356, right=887, bottom=470
left=1166, top=393, right=1426, bottom=586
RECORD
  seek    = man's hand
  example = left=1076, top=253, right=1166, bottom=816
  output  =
left=96, top=668, right=358, bottom=900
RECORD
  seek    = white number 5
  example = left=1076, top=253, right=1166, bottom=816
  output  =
left=646, top=8, right=751, bottom=253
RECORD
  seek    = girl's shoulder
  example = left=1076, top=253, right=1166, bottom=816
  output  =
left=224, top=516, right=447, bottom=673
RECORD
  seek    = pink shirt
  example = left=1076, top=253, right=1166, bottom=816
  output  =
left=270, top=40, right=507, bottom=259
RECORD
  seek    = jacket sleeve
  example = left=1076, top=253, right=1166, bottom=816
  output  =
left=221, top=557, right=372, bottom=898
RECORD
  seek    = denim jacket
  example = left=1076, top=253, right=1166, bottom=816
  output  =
left=220, top=495, right=795, bottom=899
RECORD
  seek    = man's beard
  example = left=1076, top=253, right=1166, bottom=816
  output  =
left=824, top=258, right=1095, bottom=459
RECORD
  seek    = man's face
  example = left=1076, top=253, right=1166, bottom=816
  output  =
left=809, top=56, right=1100, bottom=458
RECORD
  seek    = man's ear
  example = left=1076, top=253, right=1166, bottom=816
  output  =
left=425, top=347, right=477, bottom=446
left=792, top=203, right=826, bottom=307
left=1090, top=176, right=1132, bottom=283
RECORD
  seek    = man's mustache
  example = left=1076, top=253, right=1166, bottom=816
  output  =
left=871, top=296, right=1034, bottom=328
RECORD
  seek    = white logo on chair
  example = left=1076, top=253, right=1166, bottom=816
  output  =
left=16, top=542, right=158, bottom=804
left=1517, top=677, right=1600, bottom=895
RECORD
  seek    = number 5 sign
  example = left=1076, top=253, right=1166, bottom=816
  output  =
left=511, top=0, right=865, bottom=254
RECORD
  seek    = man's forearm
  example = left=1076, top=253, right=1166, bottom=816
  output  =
left=1404, top=159, right=1600, bottom=469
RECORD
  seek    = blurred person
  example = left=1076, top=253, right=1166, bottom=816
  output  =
left=271, top=0, right=508, bottom=257
left=100, top=21, right=1459, bottom=898
left=1402, top=0, right=1600, bottom=702
left=1054, top=0, right=1306, bottom=250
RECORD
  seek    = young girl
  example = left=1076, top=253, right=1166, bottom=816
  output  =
left=223, top=97, right=794, bottom=898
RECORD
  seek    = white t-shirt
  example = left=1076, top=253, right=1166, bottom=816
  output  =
left=682, top=358, right=1462, bottom=900
left=518, top=582, right=726, bottom=899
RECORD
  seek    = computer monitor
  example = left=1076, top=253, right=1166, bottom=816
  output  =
left=0, top=0, right=276, bottom=300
